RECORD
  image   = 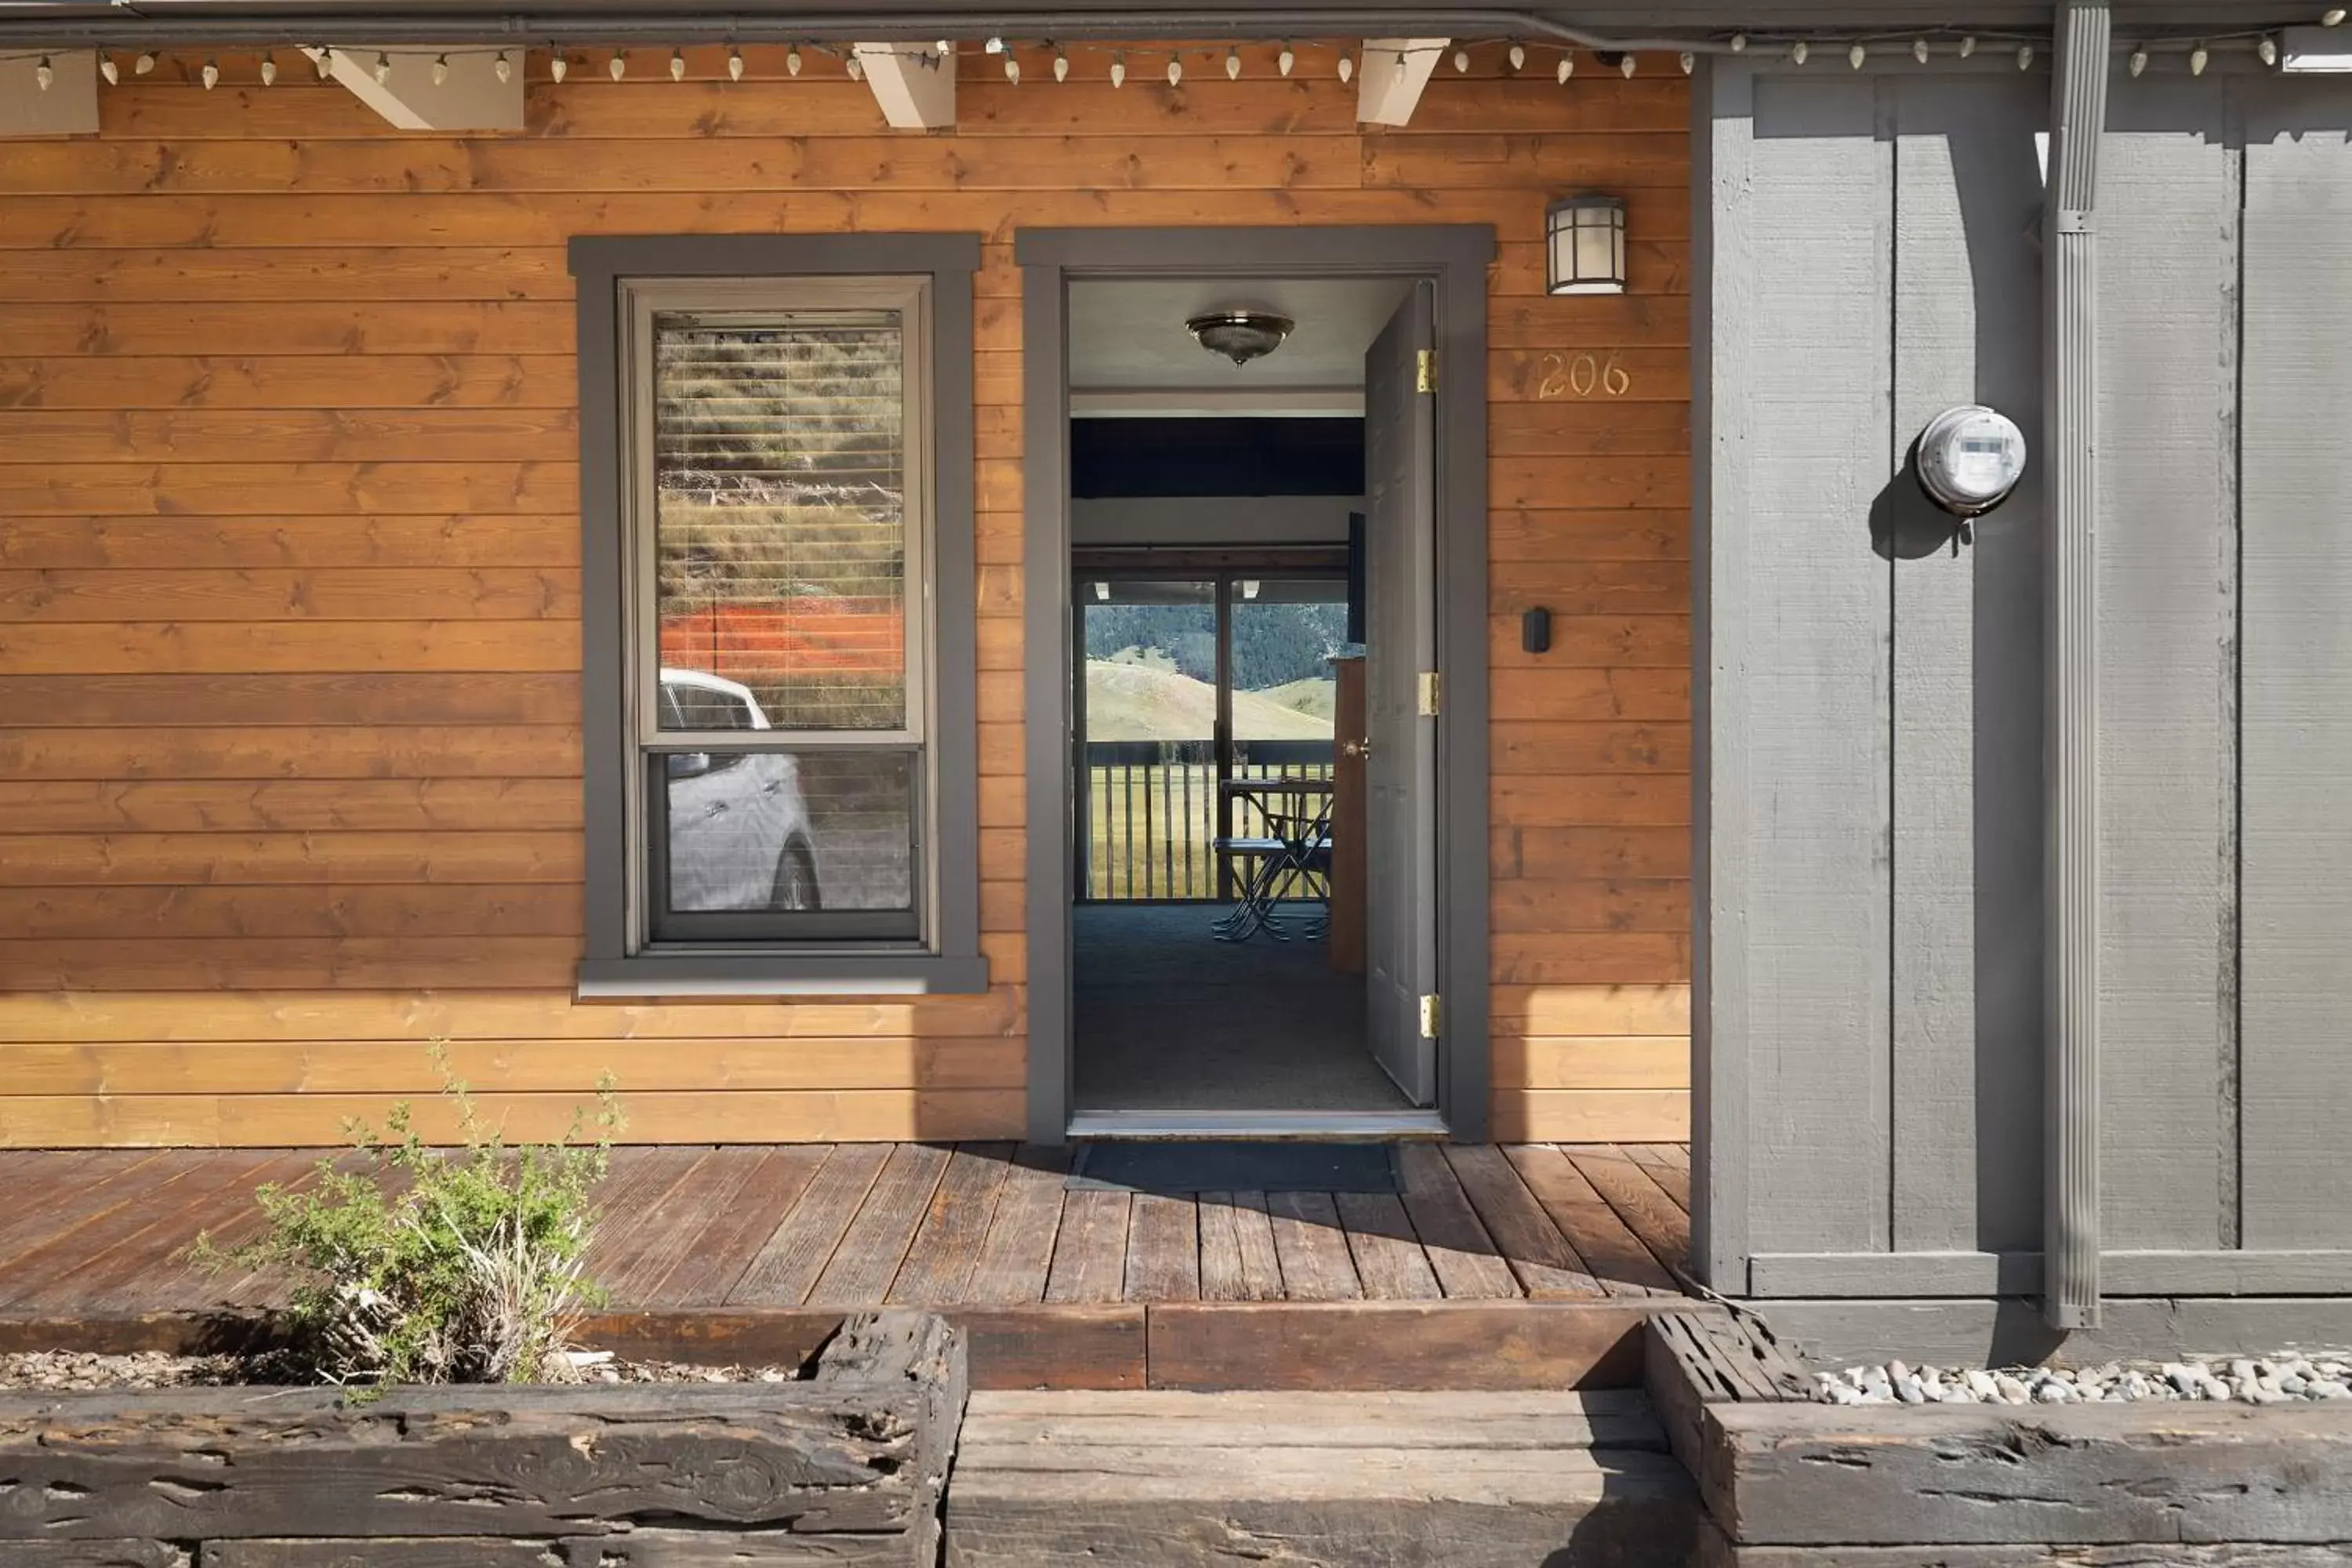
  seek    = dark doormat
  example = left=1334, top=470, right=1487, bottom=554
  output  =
left=1068, top=1141, right=1402, bottom=1195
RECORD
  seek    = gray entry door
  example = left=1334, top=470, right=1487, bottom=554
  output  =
left=1363, top=282, right=1439, bottom=1106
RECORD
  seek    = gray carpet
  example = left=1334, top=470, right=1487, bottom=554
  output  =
left=1071, top=903, right=1411, bottom=1113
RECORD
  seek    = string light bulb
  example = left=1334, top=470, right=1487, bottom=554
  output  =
left=1109, top=50, right=1126, bottom=87
left=2017, top=43, right=2034, bottom=69
left=2128, top=46, right=2148, bottom=77
left=495, top=50, right=513, bottom=83
left=2259, top=35, right=2280, bottom=67
left=1849, top=42, right=1867, bottom=69
left=1791, top=40, right=1809, bottom=65
left=669, top=49, right=685, bottom=82
left=2328, top=7, right=2349, bottom=25
left=432, top=53, right=450, bottom=85
left=374, top=51, right=392, bottom=84
left=1279, top=43, right=1294, bottom=76
left=1453, top=47, right=1470, bottom=73
left=1620, top=52, right=1637, bottom=78
left=2190, top=42, right=2210, bottom=75
left=1914, top=38, right=1930, bottom=64
left=1227, top=46, right=1241, bottom=79
left=260, top=53, right=276, bottom=85
left=935, top=40, right=952, bottom=56
left=1730, top=33, right=1748, bottom=53
left=1054, top=48, right=1069, bottom=82
left=134, top=51, right=155, bottom=74
left=846, top=53, right=864, bottom=81
left=1680, top=51, right=1695, bottom=74
left=1508, top=41, right=1526, bottom=71
left=100, top=55, right=118, bottom=85
left=35, top=55, right=53, bottom=90
left=1336, top=53, right=1352, bottom=84
left=201, top=58, right=219, bottom=89
left=1958, top=36, right=1977, bottom=58
left=1167, top=55, right=1182, bottom=85
left=607, top=50, right=625, bottom=81
left=1557, top=54, right=1573, bottom=82
left=786, top=45, right=801, bottom=76
left=314, top=45, right=334, bottom=80
left=550, top=51, right=568, bottom=82
left=1004, top=53, right=1020, bottom=83
left=984, top=36, right=1004, bottom=53
left=1394, top=49, right=1408, bottom=82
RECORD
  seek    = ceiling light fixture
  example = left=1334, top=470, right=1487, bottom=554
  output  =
left=1186, top=310, right=1295, bottom=367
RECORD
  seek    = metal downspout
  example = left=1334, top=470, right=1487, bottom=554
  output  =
left=2045, top=0, right=2108, bottom=1332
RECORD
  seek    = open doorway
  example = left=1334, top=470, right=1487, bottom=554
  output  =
left=1058, top=274, right=1439, bottom=1128
left=1017, top=227, right=1494, bottom=1145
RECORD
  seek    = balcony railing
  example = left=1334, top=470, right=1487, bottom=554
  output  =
left=1080, top=739, right=1334, bottom=902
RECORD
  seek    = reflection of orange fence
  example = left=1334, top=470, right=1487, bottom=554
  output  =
left=659, top=598, right=904, bottom=680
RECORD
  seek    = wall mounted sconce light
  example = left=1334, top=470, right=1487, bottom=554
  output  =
left=1547, top=193, right=1628, bottom=295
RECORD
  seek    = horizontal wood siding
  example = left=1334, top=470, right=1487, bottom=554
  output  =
left=0, top=44, right=1691, bottom=1146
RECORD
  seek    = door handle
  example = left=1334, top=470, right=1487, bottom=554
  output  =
left=1342, top=738, right=1370, bottom=759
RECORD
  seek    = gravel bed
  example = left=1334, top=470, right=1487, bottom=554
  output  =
left=1817, top=1354, right=2352, bottom=1406
left=0, top=1348, right=805, bottom=1392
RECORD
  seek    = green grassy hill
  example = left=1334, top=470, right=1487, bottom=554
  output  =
left=1086, top=659, right=1333, bottom=742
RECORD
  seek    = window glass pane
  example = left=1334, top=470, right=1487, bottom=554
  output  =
left=1232, top=577, right=1346, bottom=748
left=662, top=748, right=916, bottom=915
left=653, top=310, right=906, bottom=733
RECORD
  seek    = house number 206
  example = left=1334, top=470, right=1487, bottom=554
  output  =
left=1538, top=351, right=1631, bottom=399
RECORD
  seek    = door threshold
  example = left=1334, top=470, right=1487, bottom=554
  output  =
left=1065, top=1109, right=1450, bottom=1141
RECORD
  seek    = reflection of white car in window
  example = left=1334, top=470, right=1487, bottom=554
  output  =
left=659, top=668, right=822, bottom=913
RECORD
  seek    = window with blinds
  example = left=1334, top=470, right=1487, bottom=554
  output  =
left=622, top=278, right=933, bottom=946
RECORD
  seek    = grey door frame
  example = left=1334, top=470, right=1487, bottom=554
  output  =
left=1016, top=224, right=1496, bottom=1144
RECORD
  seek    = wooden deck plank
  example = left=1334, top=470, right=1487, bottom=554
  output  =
left=1501, top=1143, right=1678, bottom=1298
left=1563, top=1144, right=1691, bottom=1277
left=1624, top=1143, right=1693, bottom=1212
left=887, top=1141, right=1015, bottom=1305
left=1395, top=1144, right=1523, bottom=1301
left=579, top=1145, right=712, bottom=1287
left=591, top=1147, right=766, bottom=1307
left=1196, top=1191, right=1247, bottom=1302
left=725, top=1142, right=888, bottom=1307
left=1264, top=1191, right=1363, bottom=1302
left=1123, top=1192, right=1201, bottom=1302
left=1441, top=1145, right=1606, bottom=1299
left=0, top=1150, right=275, bottom=1308
left=1333, top=1191, right=1444, bottom=1301
left=657, top=1146, right=825, bottom=1308
left=57, top=1149, right=313, bottom=1315
left=1044, top=1190, right=1131, bottom=1305
left=964, top=1144, right=1074, bottom=1306
left=806, top=1141, right=953, bottom=1307
left=0, top=1149, right=180, bottom=1270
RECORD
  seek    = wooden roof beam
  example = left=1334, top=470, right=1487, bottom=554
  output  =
left=299, top=44, right=522, bottom=131
left=0, top=50, right=97, bottom=135
left=1357, top=37, right=1448, bottom=127
left=855, top=42, right=956, bottom=130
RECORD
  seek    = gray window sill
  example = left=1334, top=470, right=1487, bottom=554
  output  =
left=575, top=952, right=991, bottom=1000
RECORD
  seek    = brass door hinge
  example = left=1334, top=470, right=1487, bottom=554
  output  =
left=1419, top=993, right=1441, bottom=1039
left=1417, top=670, right=1441, bottom=717
left=1416, top=348, right=1436, bottom=393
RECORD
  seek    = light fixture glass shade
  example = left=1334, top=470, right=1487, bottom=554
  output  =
left=1185, top=310, right=1295, bottom=366
left=1546, top=194, right=1628, bottom=296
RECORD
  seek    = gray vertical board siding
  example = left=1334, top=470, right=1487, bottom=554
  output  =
left=1733, top=74, right=1897, bottom=1258
left=2092, top=80, right=2239, bottom=1254
left=1690, top=59, right=1740, bottom=1287
left=1022, top=259, right=1074, bottom=1143
left=1888, top=75, right=2048, bottom=1259
left=2237, top=82, right=2352, bottom=1250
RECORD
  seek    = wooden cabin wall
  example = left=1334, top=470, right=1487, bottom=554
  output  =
left=0, top=44, right=1692, bottom=1146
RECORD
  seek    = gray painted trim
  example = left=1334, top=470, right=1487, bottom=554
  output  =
left=1751, top=1250, right=2352, bottom=1300
left=2042, top=0, right=2110, bottom=1332
left=1016, top=223, right=1495, bottom=1145
left=1748, top=1294, right=2352, bottom=1373
left=1690, top=57, right=1751, bottom=1292
left=1065, top=1109, right=1451, bottom=1139
left=568, top=231, right=987, bottom=996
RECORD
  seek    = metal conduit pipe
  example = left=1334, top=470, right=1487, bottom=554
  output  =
left=2042, top=0, right=2108, bottom=1333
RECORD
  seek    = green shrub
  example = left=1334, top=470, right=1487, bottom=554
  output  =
left=193, top=1046, right=624, bottom=1390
